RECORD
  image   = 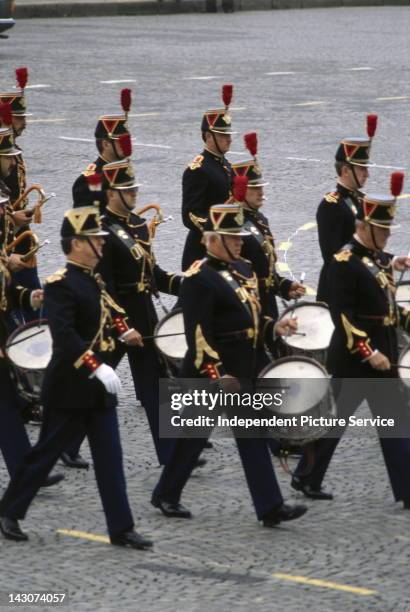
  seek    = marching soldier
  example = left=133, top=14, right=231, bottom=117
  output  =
left=181, top=84, right=234, bottom=270
left=316, top=115, right=377, bottom=303
left=152, top=203, right=308, bottom=526
left=0, top=207, right=153, bottom=549
left=0, top=68, right=42, bottom=307
left=232, top=133, right=305, bottom=329
left=96, top=154, right=182, bottom=465
left=72, top=89, right=132, bottom=211
left=292, top=173, right=410, bottom=505
left=0, top=193, right=63, bottom=487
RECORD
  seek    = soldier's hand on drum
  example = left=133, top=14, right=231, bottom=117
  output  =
left=94, top=364, right=122, bottom=395
left=30, top=289, right=44, bottom=310
left=393, top=255, right=410, bottom=272
left=288, top=282, right=306, bottom=299
left=368, top=351, right=391, bottom=371
left=122, top=328, right=144, bottom=347
left=7, top=254, right=29, bottom=272
left=274, top=316, right=298, bottom=337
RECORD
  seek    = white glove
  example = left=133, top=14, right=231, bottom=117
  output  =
left=93, top=364, right=122, bottom=395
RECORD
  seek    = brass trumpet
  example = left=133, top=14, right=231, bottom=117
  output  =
left=136, top=203, right=173, bottom=240
left=12, top=184, right=56, bottom=223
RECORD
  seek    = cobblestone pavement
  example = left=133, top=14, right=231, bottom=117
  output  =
left=1, top=7, right=410, bottom=612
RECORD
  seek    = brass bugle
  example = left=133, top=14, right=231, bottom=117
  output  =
left=21, top=238, right=50, bottom=263
left=12, top=184, right=48, bottom=211
left=5, top=230, right=38, bottom=254
left=136, top=203, right=173, bottom=239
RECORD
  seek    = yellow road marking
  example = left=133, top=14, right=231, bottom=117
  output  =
left=299, top=222, right=317, bottom=231
left=398, top=194, right=410, bottom=200
left=278, top=241, right=292, bottom=251
left=276, top=262, right=290, bottom=272
left=272, top=573, right=377, bottom=596
left=294, top=101, right=326, bottom=107
left=305, top=285, right=316, bottom=297
left=56, top=529, right=109, bottom=543
left=56, top=530, right=378, bottom=597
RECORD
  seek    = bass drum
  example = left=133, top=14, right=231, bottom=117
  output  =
left=6, top=319, right=52, bottom=404
left=154, top=308, right=187, bottom=372
left=258, top=356, right=336, bottom=445
left=278, top=301, right=334, bottom=365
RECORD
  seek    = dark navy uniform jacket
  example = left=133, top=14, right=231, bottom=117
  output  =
left=241, top=207, right=293, bottom=321
left=181, top=149, right=232, bottom=270
left=98, top=208, right=181, bottom=337
left=181, top=256, right=275, bottom=379
left=327, top=238, right=410, bottom=378
left=316, top=183, right=362, bottom=303
left=72, top=156, right=107, bottom=211
left=42, top=262, right=129, bottom=413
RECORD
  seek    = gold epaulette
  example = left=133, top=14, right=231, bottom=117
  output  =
left=188, top=155, right=204, bottom=171
left=334, top=249, right=352, bottom=263
left=82, top=163, right=97, bottom=177
left=184, top=260, right=204, bottom=277
left=44, top=268, right=67, bottom=284
left=324, top=191, right=340, bottom=204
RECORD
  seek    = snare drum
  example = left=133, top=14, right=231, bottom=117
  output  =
left=154, top=308, right=187, bottom=370
left=396, top=282, right=410, bottom=350
left=258, top=356, right=336, bottom=445
left=6, top=319, right=52, bottom=403
left=398, top=345, right=410, bottom=389
left=278, top=301, right=334, bottom=365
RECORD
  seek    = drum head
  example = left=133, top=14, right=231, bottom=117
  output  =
left=396, top=282, right=410, bottom=307
left=280, top=302, right=334, bottom=351
left=258, top=356, right=330, bottom=415
left=7, top=322, right=52, bottom=370
left=398, top=346, right=410, bottom=388
left=154, top=309, right=187, bottom=360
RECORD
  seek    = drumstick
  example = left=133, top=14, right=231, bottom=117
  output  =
left=6, top=329, right=46, bottom=348
left=392, top=364, right=410, bottom=369
left=397, top=248, right=410, bottom=285
left=143, top=332, right=186, bottom=340
left=285, top=272, right=305, bottom=339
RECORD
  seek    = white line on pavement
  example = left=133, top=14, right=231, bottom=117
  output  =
left=59, top=136, right=94, bottom=142
left=183, top=76, right=221, bottom=80
left=265, top=71, right=296, bottom=76
left=100, top=79, right=137, bottom=84
left=25, top=84, right=51, bottom=89
left=344, top=67, right=373, bottom=71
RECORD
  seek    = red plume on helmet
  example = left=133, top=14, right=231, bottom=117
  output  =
left=15, top=67, right=28, bottom=91
left=366, top=114, right=378, bottom=139
left=86, top=173, right=103, bottom=187
left=222, top=84, right=233, bottom=109
left=233, top=175, right=248, bottom=202
left=390, top=171, right=404, bottom=198
left=0, top=103, right=13, bottom=127
left=121, top=88, right=132, bottom=114
left=244, top=132, right=258, bottom=158
left=119, top=133, right=132, bottom=158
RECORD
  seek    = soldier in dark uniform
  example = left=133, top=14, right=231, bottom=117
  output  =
left=181, top=84, right=234, bottom=271
left=152, top=203, right=308, bottom=527
left=0, top=68, right=42, bottom=309
left=231, top=132, right=305, bottom=328
left=292, top=173, right=410, bottom=505
left=72, top=89, right=131, bottom=211
left=96, top=158, right=182, bottom=465
left=316, top=115, right=378, bottom=303
left=0, top=194, right=64, bottom=488
left=0, top=207, right=153, bottom=548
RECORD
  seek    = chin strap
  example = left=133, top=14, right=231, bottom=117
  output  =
left=350, top=164, right=363, bottom=191
left=221, top=235, right=238, bottom=261
left=110, top=139, right=122, bottom=160
left=85, top=237, right=102, bottom=261
left=369, top=223, right=382, bottom=252
left=211, top=131, right=225, bottom=159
